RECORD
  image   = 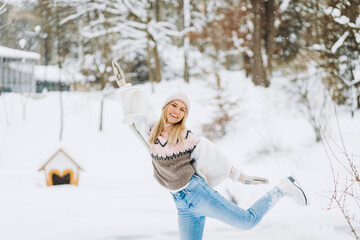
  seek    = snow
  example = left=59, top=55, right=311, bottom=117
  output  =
left=34, top=65, right=86, bottom=83
left=0, top=45, right=40, bottom=61
left=0, top=70, right=359, bottom=240
left=355, top=32, right=360, bottom=44
left=279, top=0, right=290, bottom=12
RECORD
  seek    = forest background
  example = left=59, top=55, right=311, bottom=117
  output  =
left=1, top=0, right=359, bottom=109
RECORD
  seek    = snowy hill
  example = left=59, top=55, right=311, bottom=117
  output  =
left=0, top=70, right=359, bottom=240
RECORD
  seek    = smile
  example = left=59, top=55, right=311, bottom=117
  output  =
left=170, top=113, right=178, bottom=118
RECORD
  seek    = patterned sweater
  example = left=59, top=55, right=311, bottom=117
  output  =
left=150, top=125, right=200, bottom=190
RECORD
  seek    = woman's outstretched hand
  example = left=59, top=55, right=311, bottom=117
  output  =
left=112, top=61, right=127, bottom=87
left=229, top=167, right=269, bottom=185
left=238, top=173, right=269, bottom=185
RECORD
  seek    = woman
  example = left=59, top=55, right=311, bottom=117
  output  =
left=118, top=82, right=308, bottom=240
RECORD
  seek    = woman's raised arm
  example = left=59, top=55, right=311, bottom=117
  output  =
left=112, top=62, right=157, bottom=150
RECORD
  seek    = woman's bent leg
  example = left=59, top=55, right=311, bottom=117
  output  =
left=192, top=177, right=284, bottom=230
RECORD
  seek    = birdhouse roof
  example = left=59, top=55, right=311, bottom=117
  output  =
left=38, top=148, right=83, bottom=171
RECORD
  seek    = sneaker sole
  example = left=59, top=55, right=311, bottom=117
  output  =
left=288, top=176, right=308, bottom=206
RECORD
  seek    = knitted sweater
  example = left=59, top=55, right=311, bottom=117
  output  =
left=150, top=125, right=200, bottom=190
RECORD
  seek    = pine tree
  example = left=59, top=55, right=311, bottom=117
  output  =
left=308, top=0, right=360, bottom=110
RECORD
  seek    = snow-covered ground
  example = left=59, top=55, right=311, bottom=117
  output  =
left=0, top=70, right=359, bottom=240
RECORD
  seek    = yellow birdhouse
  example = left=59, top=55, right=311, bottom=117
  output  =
left=39, top=149, right=83, bottom=186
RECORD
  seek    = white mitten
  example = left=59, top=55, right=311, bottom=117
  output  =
left=229, top=167, right=269, bottom=185
left=238, top=173, right=269, bottom=185
left=112, top=61, right=127, bottom=87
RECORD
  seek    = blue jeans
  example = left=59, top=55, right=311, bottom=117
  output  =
left=171, top=175, right=284, bottom=240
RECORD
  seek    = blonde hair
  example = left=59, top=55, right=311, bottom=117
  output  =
left=149, top=102, right=188, bottom=145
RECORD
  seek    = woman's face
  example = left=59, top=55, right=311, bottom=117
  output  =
left=166, top=100, right=186, bottom=124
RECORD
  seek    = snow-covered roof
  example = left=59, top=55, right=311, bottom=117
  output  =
left=35, top=65, right=86, bottom=83
left=39, top=148, right=83, bottom=171
left=0, top=46, right=40, bottom=61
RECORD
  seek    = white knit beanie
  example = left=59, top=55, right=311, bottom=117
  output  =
left=162, top=92, right=190, bottom=112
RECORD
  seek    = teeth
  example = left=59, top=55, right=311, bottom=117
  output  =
left=170, top=113, right=178, bottom=118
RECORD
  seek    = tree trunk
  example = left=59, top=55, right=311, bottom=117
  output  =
left=264, top=0, right=276, bottom=76
left=183, top=0, right=190, bottom=83
left=251, top=0, right=269, bottom=87
left=155, top=0, right=162, bottom=22
left=58, top=65, right=64, bottom=141
left=184, top=52, right=190, bottom=83
left=146, top=39, right=154, bottom=92
left=100, top=75, right=106, bottom=90
left=56, top=2, right=64, bottom=142
left=101, top=40, right=110, bottom=90
left=44, top=35, right=50, bottom=65
left=153, top=43, right=162, bottom=83
left=243, top=53, right=252, bottom=78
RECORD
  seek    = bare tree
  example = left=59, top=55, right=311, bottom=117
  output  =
left=280, top=50, right=333, bottom=142
left=201, top=72, right=238, bottom=140
left=320, top=106, right=360, bottom=240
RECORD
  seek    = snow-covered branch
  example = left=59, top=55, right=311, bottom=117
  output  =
left=322, top=5, right=360, bottom=30
left=148, top=20, right=183, bottom=40
left=113, top=38, right=147, bottom=59
left=59, top=9, right=87, bottom=25
left=331, top=31, right=350, bottom=54
left=231, top=31, right=253, bottom=57
left=123, top=0, right=148, bottom=22
left=80, top=20, right=146, bottom=39
left=0, top=0, right=8, bottom=15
